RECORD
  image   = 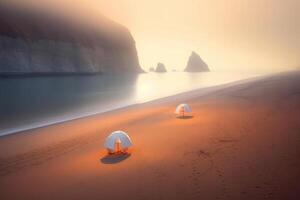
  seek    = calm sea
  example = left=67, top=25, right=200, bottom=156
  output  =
left=0, top=71, right=262, bottom=136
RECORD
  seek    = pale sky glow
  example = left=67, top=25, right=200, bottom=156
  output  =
left=95, top=0, right=300, bottom=72
left=4, top=0, right=300, bottom=72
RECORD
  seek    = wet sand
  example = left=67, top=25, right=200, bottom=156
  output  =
left=0, top=71, right=300, bottom=200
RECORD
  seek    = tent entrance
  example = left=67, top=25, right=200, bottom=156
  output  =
left=180, top=107, right=185, bottom=117
left=114, top=138, right=122, bottom=153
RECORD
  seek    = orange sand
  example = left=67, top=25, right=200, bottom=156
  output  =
left=0, top=71, right=300, bottom=200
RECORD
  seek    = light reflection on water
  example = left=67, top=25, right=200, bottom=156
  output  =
left=135, top=72, right=259, bottom=102
left=0, top=71, right=261, bottom=136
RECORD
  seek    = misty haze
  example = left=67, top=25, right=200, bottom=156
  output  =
left=0, top=1, right=299, bottom=200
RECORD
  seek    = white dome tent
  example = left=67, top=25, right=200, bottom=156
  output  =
left=104, top=131, right=132, bottom=154
left=175, top=103, right=192, bottom=117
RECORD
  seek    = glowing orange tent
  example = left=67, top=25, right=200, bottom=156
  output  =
left=175, top=103, right=192, bottom=117
left=104, top=131, right=132, bottom=154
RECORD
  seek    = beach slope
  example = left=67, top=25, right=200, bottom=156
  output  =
left=0, top=71, right=300, bottom=200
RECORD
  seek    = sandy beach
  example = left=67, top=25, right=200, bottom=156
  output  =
left=0, top=71, right=300, bottom=200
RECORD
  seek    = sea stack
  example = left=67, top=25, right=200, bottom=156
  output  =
left=155, top=63, right=167, bottom=72
left=0, top=4, right=143, bottom=75
left=149, top=67, right=155, bottom=72
left=184, top=51, right=209, bottom=72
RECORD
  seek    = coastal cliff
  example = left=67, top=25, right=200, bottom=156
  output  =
left=0, top=5, right=142, bottom=75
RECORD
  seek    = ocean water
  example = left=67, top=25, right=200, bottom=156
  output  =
left=0, top=71, right=262, bottom=136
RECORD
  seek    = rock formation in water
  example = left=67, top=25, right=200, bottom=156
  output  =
left=149, top=67, right=155, bottom=72
left=0, top=5, right=143, bottom=75
left=155, top=63, right=167, bottom=72
left=184, top=51, right=209, bottom=72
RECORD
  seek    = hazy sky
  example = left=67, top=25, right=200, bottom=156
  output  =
left=4, top=0, right=300, bottom=72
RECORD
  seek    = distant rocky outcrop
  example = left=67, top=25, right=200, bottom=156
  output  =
left=155, top=63, right=167, bottom=72
left=0, top=5, right=143, bottom=76
left=184, top=51, right=209, bottom=72
left=149, top=67, right=155, bottom=72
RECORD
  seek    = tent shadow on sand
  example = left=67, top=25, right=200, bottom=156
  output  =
left=176, top=116, right=194, bottom=119
left=100, top=153, right=131, bottom=164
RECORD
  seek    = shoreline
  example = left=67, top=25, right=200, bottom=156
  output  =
left=0, top=73, right=267, bottom=137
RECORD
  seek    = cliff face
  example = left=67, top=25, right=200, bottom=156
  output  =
left=0, top=5, right=142, bottom=75
left=185, top=51, right=209, bottom=72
